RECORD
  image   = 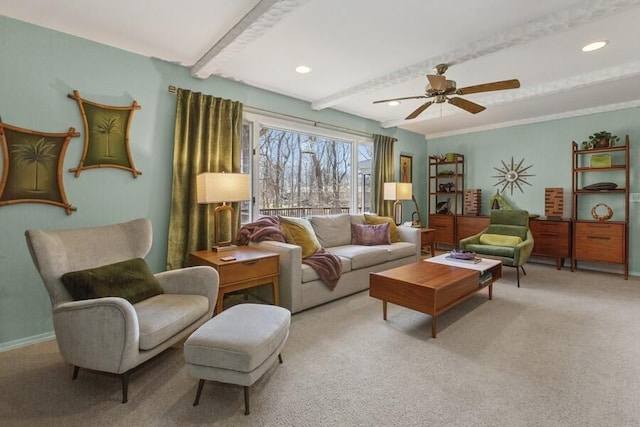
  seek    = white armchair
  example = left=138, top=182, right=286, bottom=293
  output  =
left=25, top=218, right=219, bottom=403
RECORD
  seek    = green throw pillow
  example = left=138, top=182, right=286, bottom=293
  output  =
left=364, top=214, right=400, bottom=243
left=278, top=216, right=321, bottom=258
left=61, top=258, right=163, bottom=304
left=479, top=233, right=523, bottom=247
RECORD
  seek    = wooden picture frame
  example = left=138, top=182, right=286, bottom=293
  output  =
left=400, top=154, right=412, bottom=183
left=68, top=90, right=142, bottom=178
left=0, top=121, right=79, bottom=214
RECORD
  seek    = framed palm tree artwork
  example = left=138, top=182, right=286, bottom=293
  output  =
left=68, top=90, right=142, bottom=178
left=0, top=121, right=79, bottom=214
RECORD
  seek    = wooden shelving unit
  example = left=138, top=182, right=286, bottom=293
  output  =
left=428, top=154, right=464, bottom=247
left=571, top=135, right=629, bottom=279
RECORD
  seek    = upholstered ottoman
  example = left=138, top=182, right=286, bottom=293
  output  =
left=184, top=303, right=291, bottom=415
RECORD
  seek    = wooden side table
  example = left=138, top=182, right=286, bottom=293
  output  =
left=420, top=228, right=436, bottom=257
left=189, top=246, right=280, bottom=314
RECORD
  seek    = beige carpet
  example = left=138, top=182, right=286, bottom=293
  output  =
left=2, top=263, right=640, bottom=426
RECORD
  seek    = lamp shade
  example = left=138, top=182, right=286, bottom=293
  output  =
left=196, top=172, right=250, bottom=204
left=383, top=182, right=412, bottom=201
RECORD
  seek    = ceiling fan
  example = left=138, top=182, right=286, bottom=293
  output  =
left=373, top=64, right=520, bottom=120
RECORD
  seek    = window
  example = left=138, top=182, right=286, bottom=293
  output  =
left=242, top=114, right=372, bottom=220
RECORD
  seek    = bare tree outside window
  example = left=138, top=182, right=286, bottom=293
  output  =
left=257, top=126, right=368, bottom=217
left=241, top=120, right=372, bottom=220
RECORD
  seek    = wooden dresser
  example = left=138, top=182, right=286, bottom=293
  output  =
left=573, top=221, right=626, bottom=264
left=529, top=217, right=572, bottom=270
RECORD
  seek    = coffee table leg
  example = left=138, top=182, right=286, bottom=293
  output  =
left=489, top=283, right=493, bottom=300
left=431, top=316, right=437, bottom=338
left=382, top=301, right=387, bottom=320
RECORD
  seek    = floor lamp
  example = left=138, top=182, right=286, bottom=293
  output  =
left=196, top=172, right=250, bottom=252
left=383, top=182, right=412, bottom=225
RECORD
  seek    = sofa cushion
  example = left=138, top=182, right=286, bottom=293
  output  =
left=385, top=241, right=417, bottom=260
left=310, top=213, right=352, bottom=248
left=61, top=258, right=163, bottom=304
left=135, top=293, right=209, bottom=350
left=301, top=256, right=352, bottom=283
left=479, top=233, right=522, bottom=247
left=278, top=216, right=321, bottom=258
left=364, top=214, right=400, bottom=243
left=351, top=223, right=391, bottom=245
left=330, top=245, right=389, bottom=269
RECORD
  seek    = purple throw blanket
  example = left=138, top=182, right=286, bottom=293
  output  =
left=236, top=217, right=343, bottom=290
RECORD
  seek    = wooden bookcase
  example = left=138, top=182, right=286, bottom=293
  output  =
left=428, top=154, right=464, bottom=247
left=571, top=135, right=629, bottom=279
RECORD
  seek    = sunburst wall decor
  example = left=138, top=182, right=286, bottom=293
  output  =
left=492, top=157, right=534, bottom=195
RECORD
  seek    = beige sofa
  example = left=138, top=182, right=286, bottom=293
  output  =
left=250, top=213, right=420, bottom=313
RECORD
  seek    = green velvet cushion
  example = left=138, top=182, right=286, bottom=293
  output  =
left=278, top=216, right=321, bottom=258
left=61, top=258, right=163, bottom=304
left=479, top=233, right=523, bottom=247
left=364, top=214, right=400, bottom=243
left=485, top=224, right=528, bottom=241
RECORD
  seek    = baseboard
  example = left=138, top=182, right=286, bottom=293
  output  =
left=0, top=332, right=55, bottom=353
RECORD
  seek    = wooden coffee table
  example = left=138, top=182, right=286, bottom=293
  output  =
left=369, top=254, right=502, bottom=338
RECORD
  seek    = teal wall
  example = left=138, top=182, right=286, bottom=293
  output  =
left=0, top=16, right=427, bottom=349
left=2, top=15, right=637, bottom=349
left=428, top=110, right=639, bottom=275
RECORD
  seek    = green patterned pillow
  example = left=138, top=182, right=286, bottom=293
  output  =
left=61, top=258, right=163, bottom=304
left=278, top=216, right=321, bottom=258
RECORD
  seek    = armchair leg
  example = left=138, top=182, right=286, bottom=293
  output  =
left=72, top=366, right=79, bottom=380
left=121, top=372, right=130, bottom=403
left=515, top=266, right=527, bottom=287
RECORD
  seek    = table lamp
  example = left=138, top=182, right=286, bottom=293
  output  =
left=196, top=172, right=250, bottom=251
left=384, top=182, right=412, bottom=225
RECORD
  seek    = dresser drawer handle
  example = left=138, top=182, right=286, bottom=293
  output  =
left=243, top=260, right=259, bottom=265
left=587, top=236, right=610, bottom=240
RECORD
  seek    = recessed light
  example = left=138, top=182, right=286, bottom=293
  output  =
left=295, top=65, right=311, bottom=74
left=582, top=41, right=608, bottom=52
left=388, top=101, right=400, bottom=106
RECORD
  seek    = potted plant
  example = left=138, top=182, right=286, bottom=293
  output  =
left=582, top=131, right=620, bottom=149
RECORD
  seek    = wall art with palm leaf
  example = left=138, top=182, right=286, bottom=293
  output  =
left=0, top=121, right=79, bottom=214
left=68, top=90, right=142, bottom=178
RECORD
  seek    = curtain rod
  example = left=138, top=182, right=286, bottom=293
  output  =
left=167, top=85, right=373, bottom=139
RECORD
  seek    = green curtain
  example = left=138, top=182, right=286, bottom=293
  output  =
left=166, top=89, right=243, bottom=269
left=372, top=134, right=396, bottom=217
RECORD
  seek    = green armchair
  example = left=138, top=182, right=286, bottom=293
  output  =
left=459, top=209, right=534, bottom=287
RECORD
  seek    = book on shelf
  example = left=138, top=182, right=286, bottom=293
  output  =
left=479, top=271, right=493, bottom=286
left=445, top=255, right=482, bottom=264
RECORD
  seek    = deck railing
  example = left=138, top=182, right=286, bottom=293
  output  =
left=258, top=206, right=351, bottom=218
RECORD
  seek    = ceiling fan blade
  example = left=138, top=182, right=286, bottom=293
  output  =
left=448, top=97, right=486, bottom=114
left=427, top=74, right=446, bottom=91
left=456, top=79, right=520, bottom=95
left=405, top=101, right=434, bottom=120
left=373, top=95, right=429, bottom=104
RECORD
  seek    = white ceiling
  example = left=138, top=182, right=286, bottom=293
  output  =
left=3, top=0, right=640, bottom=139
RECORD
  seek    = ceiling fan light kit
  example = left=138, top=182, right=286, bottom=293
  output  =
left=373, top=63, right=520, bottom=120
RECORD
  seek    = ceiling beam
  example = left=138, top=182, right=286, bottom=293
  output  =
left=191, top=0, right=309, bottom=79
left=311, top=0, right=640, bottom=111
